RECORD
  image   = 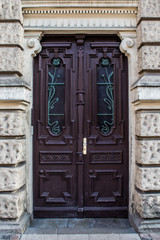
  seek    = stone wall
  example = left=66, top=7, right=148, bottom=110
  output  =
left=0, top=0, right=29, bottom=233
left=132, top=0, right=160, bottom=231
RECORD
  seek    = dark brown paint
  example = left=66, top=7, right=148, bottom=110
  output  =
left=33, top=35, right=128, bottom=218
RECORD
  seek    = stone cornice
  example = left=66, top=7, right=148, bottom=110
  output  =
left=21, top=0, right=138, bottom=8
left=22, top=1, right=137, bottom=31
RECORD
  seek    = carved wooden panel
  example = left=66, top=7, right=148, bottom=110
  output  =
left=90, top=151, right=122, bottom=164
left=40, top=151, right=73, bottom=164
left=89, top=170, right=122, bottom=203
left=39, top=170, right=72, bottom=203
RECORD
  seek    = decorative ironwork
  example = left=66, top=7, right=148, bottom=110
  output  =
left=48, top=58, right=65, bottom=135
left=97, top=58, right=114, bottom=134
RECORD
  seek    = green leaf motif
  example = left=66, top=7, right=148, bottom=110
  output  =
left=52, top=58, right=61, bottom=67
left=101, top=58, right=109, bottom=67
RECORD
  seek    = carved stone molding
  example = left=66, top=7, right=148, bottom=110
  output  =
left=25, top=31, right=43, bottom=57
left=27, top=38, right=42, bottom=57
left=22, top=4, right=137, bottom=31
left=24, top=18, right=137, bottom=31
left=23, top=9, right=137, bottom=15
left=23, top=32, right=43, bottom=87
left=22, top=0, right=138, bottom=7
left=120, top=38, right=135, bottom=56
left=118, top=32, right=138, bottom=86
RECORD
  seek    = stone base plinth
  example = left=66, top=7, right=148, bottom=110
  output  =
left=0, top=213, right=31, bottom=234
left=130, top=212, right=160, bottom=233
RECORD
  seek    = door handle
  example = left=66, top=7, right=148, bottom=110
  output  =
left=83, top=138, right=87, bottom=155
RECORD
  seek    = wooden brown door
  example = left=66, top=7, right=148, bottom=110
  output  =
left=33, top=35, right=128, bottom=218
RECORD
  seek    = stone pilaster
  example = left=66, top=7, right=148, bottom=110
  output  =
left=0, top=0, right=30, bottom=234
left=131, top=0, right=160, bottom=232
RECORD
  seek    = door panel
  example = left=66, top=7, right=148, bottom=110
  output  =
left=33, top=35, right=128, bottom=218
left=83, top=37, right=128, bottom=217
left=33, top=36, right=78, bottom=217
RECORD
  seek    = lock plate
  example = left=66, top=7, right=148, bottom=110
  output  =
left=83, top=138, right=87, bottom=155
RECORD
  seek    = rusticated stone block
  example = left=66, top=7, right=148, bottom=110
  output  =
left=136, top=112, right=160, bottom=137
left=137, top=0, right=160, bottom=21
left=0, top=0, right=23, bottom=22
left=137, top=21, right=160, bottom=47
left=0, top=111, right=25, bottom=136
left=0, top=47, right=23, bottom=76
left=135, top=190, right=160, bottom=218
left=136, top=140, right=160, bottom=165
left=0, top=165, right=25, bottom=191
left=136, top=166, right=160, bottom=191
left=0, top=140, right=25, bottom=165
left=0, top=189, right=26, bottom=219
left=0, top=23, right=24, bottom=47
left=138, top=46, right=160, bottom=73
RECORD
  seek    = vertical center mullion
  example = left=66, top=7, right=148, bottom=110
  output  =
left=76, top=35, right=86, bottom=217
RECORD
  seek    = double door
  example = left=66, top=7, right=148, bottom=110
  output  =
left=33, top=35, right=128, bottom=218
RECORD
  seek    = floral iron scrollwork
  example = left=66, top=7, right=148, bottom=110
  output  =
left=48, top=58, right=65, bottom=135
left=97, top=57, right=114, bottom=135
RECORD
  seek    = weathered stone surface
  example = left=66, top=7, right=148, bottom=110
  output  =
left=0, top=165, right=25, bottom=191
left=0, top=47, right=23, bottom=76
left=0, top=86, right=31, bottom=103
left=136, top=112, right=160, bottom=137
left=136, top=166, right=160, bottom=191
left=0, top=111, right=25, bottom=136
left=138, top=46, right=160, bottom=73
left=137, top=21, right=160, bottom=47
left=0, top=23, right=24, bottom=47
left=133, top=74, right=160, bottom=88
left=136, top=140, right=160, bottom=165
left=135, top=190, right=160, bottom=218
left=0, top=140, right=25, bottom=165
left=0, top=189, right=26, bottom=219
left=137, top=0, right=160, bottom=21
left=0, top=0, right=23, bottom=22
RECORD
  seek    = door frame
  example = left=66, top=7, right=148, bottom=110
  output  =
left=24, top=28, right=138, bottom=221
